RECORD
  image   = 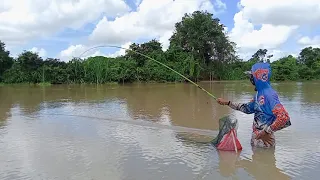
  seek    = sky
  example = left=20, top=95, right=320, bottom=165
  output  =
left=0, top=0, right=320, bottom=62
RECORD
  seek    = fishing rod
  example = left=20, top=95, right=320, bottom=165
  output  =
left=76, top=45, right=217, bottom=100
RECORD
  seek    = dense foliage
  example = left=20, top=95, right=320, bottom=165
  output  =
left=0, top=11, right=319, bottom=84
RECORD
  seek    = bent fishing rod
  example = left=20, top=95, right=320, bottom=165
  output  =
left=76, top=45, right=217, bottom=100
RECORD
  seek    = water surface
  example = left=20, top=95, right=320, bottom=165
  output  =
left=0, top=81, right=319, bottom=180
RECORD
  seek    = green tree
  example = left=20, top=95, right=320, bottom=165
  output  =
left=250, top=49, right=273, bottom=63
left=271, top=55, right=299, bottom=81
left=0, top=41, right=14, bottom=81
left=298, top=47, right=320, bottom=68
left=169, top=10, right=236, bottom=80
left=42, top=58, right=68, bottom=84
left=125, top=39, right=163, bottom=67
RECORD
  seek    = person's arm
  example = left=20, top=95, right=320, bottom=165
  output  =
left=228, top=100, right=255, bottom=114
left=217, top=98, right=255, bottom=114
left=264, top=94, right=291, bottom=134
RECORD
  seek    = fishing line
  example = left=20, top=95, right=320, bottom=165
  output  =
left=75, top=45, right=217, bottom=100
left=31, top=113, right=217, bottom=137
left=27, top=113, right=217, bottom=145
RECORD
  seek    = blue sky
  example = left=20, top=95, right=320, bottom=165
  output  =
left=1, top=0, right=319, bottom=61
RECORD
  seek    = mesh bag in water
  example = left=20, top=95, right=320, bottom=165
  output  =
left=211, top=115, right=242, bottom=151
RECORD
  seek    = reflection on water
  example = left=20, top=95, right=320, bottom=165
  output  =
left=0, top=81, right=319, bottom=179
left=215, top=148, right=291, bottom=180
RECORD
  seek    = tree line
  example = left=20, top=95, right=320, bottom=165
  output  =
left=0, top=11, right=319, bottom=85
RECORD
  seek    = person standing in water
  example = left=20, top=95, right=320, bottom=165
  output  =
left=216, top=62, right=291, bottom=148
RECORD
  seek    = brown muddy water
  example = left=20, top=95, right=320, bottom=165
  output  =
left=0, top=81, right=319, bottom=180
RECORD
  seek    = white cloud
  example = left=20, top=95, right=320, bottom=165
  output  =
left=298, top=36, right=320, bottom=48
left=89, top=0, right=225, bottom=49
left=229, top=11, right=297, bottom=51
left=236, top=49, right=298, bottom=63
left=2, top=0, right=319, bottom=63
left=228, top=0, right=320, bottom=60
left=107, top=42, right=133, bottom=58
left=58, top=0, right=226, bottom=61
left=58, top=42, right=132, bottom=61
left=0, top=0, right=130, bottom=46
left=240, top=0, right=320, bottom=26
left=213, top=0, right=227, bottom=11
left=268, top=50, right=298, bottom=62
left=0, top=1, right=11, bottom=13
left=58, top=44, right=101, bottom=61
left=159, top=31, right=173, bottom=51
left=29, top=47, right=47, bottom=58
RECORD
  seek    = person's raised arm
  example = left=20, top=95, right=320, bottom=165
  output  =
left=217, top=98, right=255, bottom=114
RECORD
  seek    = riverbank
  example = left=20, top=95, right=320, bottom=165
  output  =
left=1, top=79, right=319, bottom=87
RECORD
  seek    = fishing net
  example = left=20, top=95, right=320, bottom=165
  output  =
left=211, top=115, right=242, bottom=151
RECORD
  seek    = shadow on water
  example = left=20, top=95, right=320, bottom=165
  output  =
left=237, top=148, right=291, bottom=180
left=0, top=87, right=14, bottom=129
left=216, top=148, right=291, bottom=180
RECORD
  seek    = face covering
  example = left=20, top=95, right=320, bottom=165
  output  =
left=249, top=74, right=257, bottom=91
left=249, top=74, right=255, bottom=86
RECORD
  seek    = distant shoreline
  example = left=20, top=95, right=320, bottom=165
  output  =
left=1, top=79, right=319, bottom=87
